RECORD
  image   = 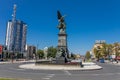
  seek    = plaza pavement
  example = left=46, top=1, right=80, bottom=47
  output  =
left=0, top=60, right=103, bottom=70
left=19, top=62, right=102, bottom=70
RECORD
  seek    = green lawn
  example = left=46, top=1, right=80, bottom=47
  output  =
left=85, top=59, right=92, bottom=62
left=0, top=78, right=16, bottom=80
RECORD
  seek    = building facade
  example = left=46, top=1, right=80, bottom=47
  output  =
left=0, top=44, right=3, bottom=59
left=5, top=20, right=27, bottom=55
left=26, top=45, right=36, bottom=59
left=5, top=4, right=27, bottom=57
left=91, top=40, right=106, bottom=58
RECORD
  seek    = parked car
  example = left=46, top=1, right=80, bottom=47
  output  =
left=115, top=56, right=120, bottom=60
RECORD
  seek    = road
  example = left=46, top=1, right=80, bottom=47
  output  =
left=0, top=62, right=120, bottom=80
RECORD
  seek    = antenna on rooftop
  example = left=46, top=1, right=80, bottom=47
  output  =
left=12, top=4, right=17, bottom=22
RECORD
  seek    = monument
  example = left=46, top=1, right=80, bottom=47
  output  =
left=44, top=47, right=48, bottom=60
left=35, top=11, right=82, bottom=68
left=56, top=11, right=69, bottom=63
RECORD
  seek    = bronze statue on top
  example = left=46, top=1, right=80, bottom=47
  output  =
left=57, top=11, right=66, bottom=33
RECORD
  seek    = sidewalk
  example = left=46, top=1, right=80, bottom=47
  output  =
left=104, top=60, right=120, bottom=65
left=0, top=60, right=36, bottom=64
left=19, top=62, right=102, bottom=70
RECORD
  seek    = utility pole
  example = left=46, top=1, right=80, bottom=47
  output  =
left=35, top=44, right=39, bottom=62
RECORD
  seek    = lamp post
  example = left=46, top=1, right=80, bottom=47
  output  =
left=3, top=46, right=7, bottom=61
left=35, top=44, right=39, bottom=62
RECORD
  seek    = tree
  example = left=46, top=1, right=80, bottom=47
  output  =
left=85, top=51, right=91, bottom=60
left=37, top=49, right=44, bottom=59
left=93, top=47, right=102, bottom=60
left=106, top=44, right=113, bottom=59
left=113, top=42, right=120, bottom=57
left=94, top=43, right=114, bottom=60
left=47, top=46, right=57, bottom=58
left=101, top=43, right=108, bottom=57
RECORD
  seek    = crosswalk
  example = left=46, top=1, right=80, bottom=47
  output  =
left=42, top=74, right=55, bottom=80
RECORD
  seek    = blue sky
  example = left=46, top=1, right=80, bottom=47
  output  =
left=0, top=0, right=120, bottom=54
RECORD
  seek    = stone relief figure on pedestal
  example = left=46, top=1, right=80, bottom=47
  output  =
left=56, top=48, right=66, bottom=58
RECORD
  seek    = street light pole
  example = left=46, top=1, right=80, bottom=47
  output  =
left=35, top=44, right=39, bottom=62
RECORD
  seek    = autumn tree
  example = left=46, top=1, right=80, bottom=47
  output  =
left=85, top=51, right=91, bottom=60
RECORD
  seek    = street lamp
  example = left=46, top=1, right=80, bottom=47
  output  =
left=35, top=44, right=39, bottom=62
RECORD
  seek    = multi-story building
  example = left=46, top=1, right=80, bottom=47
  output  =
left=0, top=45, right=3, bottom=54
left=5, top=20, right=27, bottom=53
left=26, top=45, right=36, bottom=59
left=91, top=40, right=106, bottom=58
left=5, top=4, right=27, bottom=57
left=0, top=44, right=3, bottom=59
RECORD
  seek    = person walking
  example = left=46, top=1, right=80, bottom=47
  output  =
left=79, top=58, right=84, bottom=67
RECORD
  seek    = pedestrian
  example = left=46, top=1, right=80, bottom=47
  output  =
left=79, top=59, right=84, bottom=67
left=83, top=58, right=85, bottom=62
left=116, top=60, right=118, bottom=63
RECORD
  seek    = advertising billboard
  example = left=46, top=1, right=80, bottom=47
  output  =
left=0, top=45, right=3, bottom=54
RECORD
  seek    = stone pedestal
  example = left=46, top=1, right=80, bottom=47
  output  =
left=56, top=57, right=65, bottom=64
left=56, top=33, right=69, bottom=63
